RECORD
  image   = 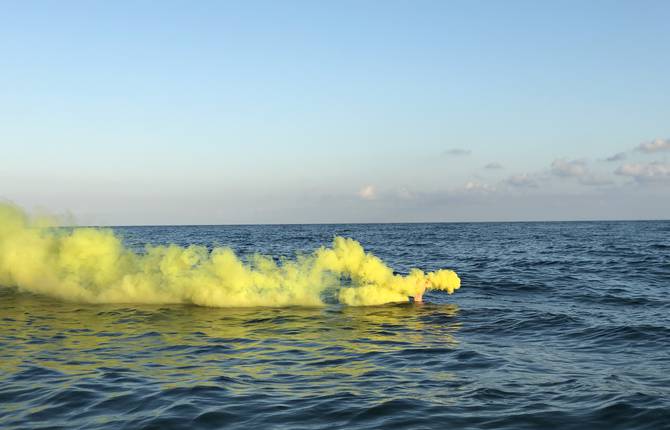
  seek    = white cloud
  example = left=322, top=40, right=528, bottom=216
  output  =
left=551, top=159, right=588, bottom=177
left=636, top=138, right=670, bottom=153
left=550, top=158, right=611, bottom=186
left=484, top=162, right=503, bottom=169
left=442, top=148, right=471, bottom=156
left=462, top=181, right=495, bottom=193
left=615, top=162, right=670, bottom=182
left=357, top=185, right=377, bottom=200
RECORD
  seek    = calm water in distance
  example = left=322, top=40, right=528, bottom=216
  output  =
left=1, top=221, right=669, bottom=429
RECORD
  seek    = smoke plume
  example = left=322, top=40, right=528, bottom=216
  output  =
left=0, top=203, right=460, bottom=307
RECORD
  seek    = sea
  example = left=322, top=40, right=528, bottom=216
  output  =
left=1, top=221, right=669, bottom=429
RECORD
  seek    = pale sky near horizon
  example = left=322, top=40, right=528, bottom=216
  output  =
left=1, top=0, right=669, bottom=225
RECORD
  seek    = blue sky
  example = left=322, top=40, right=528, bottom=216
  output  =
left=1, top=0, right=669, bottom=224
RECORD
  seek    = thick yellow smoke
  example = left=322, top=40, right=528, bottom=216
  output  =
left=0, top=202, right=460, bottom=307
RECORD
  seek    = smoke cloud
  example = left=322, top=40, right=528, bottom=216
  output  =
left=0, top=203, right=460, bottom=307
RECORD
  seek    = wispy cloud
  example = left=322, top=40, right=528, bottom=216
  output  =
left=462, top=181, right=495, bottom=193
left=636, top=138, right=670, bottom=153
left=357, top=185, right=376, bottom=200
left=615, top=162, right=670, bottom=182
left=504, top=174, right=538, bottom=188
left=484, top=162, right=503, bottom=169
left=551, top=158, right=611, bottom=186
left=442, top=148, right=471, bottom=156
left=605, top=152, right=626, bottom=162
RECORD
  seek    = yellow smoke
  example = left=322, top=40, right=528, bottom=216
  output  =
left=0, top=202, right=460, bottom=307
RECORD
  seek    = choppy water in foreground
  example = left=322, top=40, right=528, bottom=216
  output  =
left=1, top=221, right=669, bottom=429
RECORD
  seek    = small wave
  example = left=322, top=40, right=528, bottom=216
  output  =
left=566, top=324, right=670, bottom=348
left=463, top=310, right=584, bottom=336
left=572, top=293, right=668, bottom=308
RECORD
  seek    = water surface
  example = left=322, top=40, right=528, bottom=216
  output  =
left=1, top=221, right=669, bottom=429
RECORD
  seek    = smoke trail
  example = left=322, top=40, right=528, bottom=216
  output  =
left=0, top=203, right=460, bottom=307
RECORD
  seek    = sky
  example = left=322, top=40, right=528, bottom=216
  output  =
left=1, top=0, right=669, bottom=225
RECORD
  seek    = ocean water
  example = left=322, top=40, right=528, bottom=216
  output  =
left=1, top=221, right=669, bottom=429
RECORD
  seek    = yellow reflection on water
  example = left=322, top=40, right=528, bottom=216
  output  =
left=0, top=290, right=461, bottom=401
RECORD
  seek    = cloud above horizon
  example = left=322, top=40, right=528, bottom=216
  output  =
left=504, top=174, right=539, bottom=188
left=462, top=181, right=495, bottom=193
left=340, top=137, right=669, bottom=220
left=442, top=148, right=471, bottom=156
left=551, top=158, right=612, bottom=186
left=357, top=185, right=377, bottom=200
left=636, top=138, right=670, bottom=153
left=615, top=162, right=670, bottom=182
left=605, top=152, right=626, bottom=162
left=551, top=159, right=588, bottom=178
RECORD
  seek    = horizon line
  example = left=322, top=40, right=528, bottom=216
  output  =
left=74, top=217, right=670, bottom=228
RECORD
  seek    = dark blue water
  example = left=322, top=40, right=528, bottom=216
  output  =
left=1, top=221, right=669, bottom=429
